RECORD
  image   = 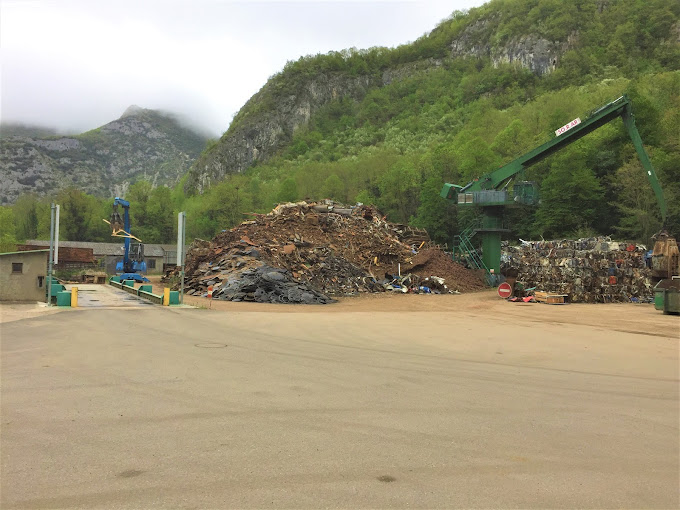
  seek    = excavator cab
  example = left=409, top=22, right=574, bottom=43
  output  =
left=513, top=181, right=539, bottom=206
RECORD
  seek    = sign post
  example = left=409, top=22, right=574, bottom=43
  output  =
left=177, top=212, right=186, bottom=304
left=54, top=204, right=60, bottom=265
left=497, top=282, right=513, bottom=299
left=47, top=203, right=56, bottom=305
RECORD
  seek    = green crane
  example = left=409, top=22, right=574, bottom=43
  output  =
left=440, top=94, right=667, bottom=276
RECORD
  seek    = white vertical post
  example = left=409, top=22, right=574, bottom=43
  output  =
left=54, top=204, right=60, bottom=265
left=177, top=212, right=186, bottom=304
left=47, top=204, right=56, bottom=305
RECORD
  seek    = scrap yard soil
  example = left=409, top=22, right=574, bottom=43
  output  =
left=3, top=286, right=677, bottom=509
left=148, top=277, right=671, bottom=337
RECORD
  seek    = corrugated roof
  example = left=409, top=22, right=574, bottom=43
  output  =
left=23, top=240, right=166, bottom=257
left=0, top=249, right=50, bottom=256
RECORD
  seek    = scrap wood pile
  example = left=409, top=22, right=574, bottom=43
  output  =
left=170, top=201, right=485, bottom=304
left=501, top=237, right=652, bottom=303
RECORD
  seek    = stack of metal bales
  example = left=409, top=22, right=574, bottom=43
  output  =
left=501, top=237, right=652, bottom=303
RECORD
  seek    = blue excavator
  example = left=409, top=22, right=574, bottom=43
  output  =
left=108, top=197, right=149, bottom=282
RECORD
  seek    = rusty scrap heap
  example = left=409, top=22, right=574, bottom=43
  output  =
left=174, top=201, right=485, bottom=303
left=502, top=237, right=652, bottom=303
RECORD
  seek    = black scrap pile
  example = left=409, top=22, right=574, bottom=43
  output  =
left=212, top=262, right=334, bottom=304
left=168, top=201, right=485, bottom=304
left=502, top=237, right=652, bottom=303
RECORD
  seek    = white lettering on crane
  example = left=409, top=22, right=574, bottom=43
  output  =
left=555, top=117, right=582, bottom=136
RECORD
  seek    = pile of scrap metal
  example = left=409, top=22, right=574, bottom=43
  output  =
left=168, top=201, right=485, bottom=304
left=501, top=237, right=652, bottom=303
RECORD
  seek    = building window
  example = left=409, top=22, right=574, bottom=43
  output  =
left=12, top=262, right=23, bottom=274
left=37, top=275, right=45, bottom=288
left=147, top=259, right=156, bottom=269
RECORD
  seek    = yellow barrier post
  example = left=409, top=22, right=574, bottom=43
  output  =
left=163, top=288, right=170, bottom=306
left=71, top=287, right=78, bottom=308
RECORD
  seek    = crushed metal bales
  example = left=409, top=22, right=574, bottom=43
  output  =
left=501, top=237, right=653, bottom=303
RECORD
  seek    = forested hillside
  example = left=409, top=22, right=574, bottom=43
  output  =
left=4, top=0, right=679, bottom=252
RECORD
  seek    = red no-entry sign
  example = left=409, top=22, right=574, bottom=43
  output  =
left=497, top=282, right=512, bottom=299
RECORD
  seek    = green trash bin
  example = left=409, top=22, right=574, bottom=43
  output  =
left=56, top=291, right=71, bottom=307
left=168, top=291, right=180, bottom=305
left=50, top=283, right=65, bottom=297
left=654, top=285, right=665, bottom=310
left=655, top=279, right=680, bottom=315
left=664, top=288, right=680, bottom=315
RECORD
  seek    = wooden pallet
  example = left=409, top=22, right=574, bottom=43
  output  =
left=534, top=291, right=568, bottom=304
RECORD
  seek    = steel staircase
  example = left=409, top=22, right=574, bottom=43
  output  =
left=452, top=219, right=490, bottom=273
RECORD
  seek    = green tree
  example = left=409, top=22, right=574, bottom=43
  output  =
left=491, top=119, right=529, bottom=159
left=320, top=174, right=345, bottom=201
left=411, top=174, right=458, bottom=245
left=11, top=194, right=40, bottom=241
left=0, top=206, right=18, bottom=252
left=146, top=186, right=175, bottom=243
left=535, top=150, right=605, bottom=237
left=56, top=188, right=102, bottom=241
left=277, top=178, right=299, bottom=203
left=377, top=160, right=420, bottom=223
left=611, top=159, right=662, bottom=243
left=126, top=180, right=153, bottom=240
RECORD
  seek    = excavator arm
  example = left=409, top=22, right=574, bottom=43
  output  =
left=620, top=101, right=667, bottom=224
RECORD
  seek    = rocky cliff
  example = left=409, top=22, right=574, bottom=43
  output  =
left=188, top=73, right=379, bottom=194
left=184, top=14, right=576, bottom=194
left=0, top=107, right=208, bottom=204
left=450, top=21, right=575, bottom=75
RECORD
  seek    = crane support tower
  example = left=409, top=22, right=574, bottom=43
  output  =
left=441, top=94, right=668, bottom=275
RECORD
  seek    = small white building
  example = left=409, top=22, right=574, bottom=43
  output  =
left=0, top=249, right=49, bottom=302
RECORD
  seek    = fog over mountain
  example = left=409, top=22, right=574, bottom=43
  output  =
left=1, top=0, right=485, bottom=136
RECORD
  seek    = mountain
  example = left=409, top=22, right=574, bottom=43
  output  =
left=0, top=106, right=208, bottom=204
left=179, top=0, right=679, bottom=245
left=185, top=0, right=679, bottom=194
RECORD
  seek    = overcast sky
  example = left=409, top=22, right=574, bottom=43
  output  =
left=1, top=0, right=487, bottom=136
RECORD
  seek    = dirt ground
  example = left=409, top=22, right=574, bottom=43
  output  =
left=1, top=283, right=678, bottom=508
left=0, top=302, right=61, bottom=324
left=2, top=278, right=676, bottom=340
left=144, top=275, right=675, bottom=338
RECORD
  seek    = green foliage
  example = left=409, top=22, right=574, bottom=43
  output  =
left=277, top=178, right=299, bottom=203
left=535, top=147, right=605, bottom=238
left=377, top=160, right=420, bottom=224
left=123, top=181, right=179, bottom=244
left=0, top=206, right=18, bottom=252
left=56, top=188, right=110, bottom=242
left=11, top=194, right=41, bottom=241
left=320, top=174, right=345, bottom=201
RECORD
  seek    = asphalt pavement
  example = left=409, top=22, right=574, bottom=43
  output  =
left=1, top=305, right=678, bottom=508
